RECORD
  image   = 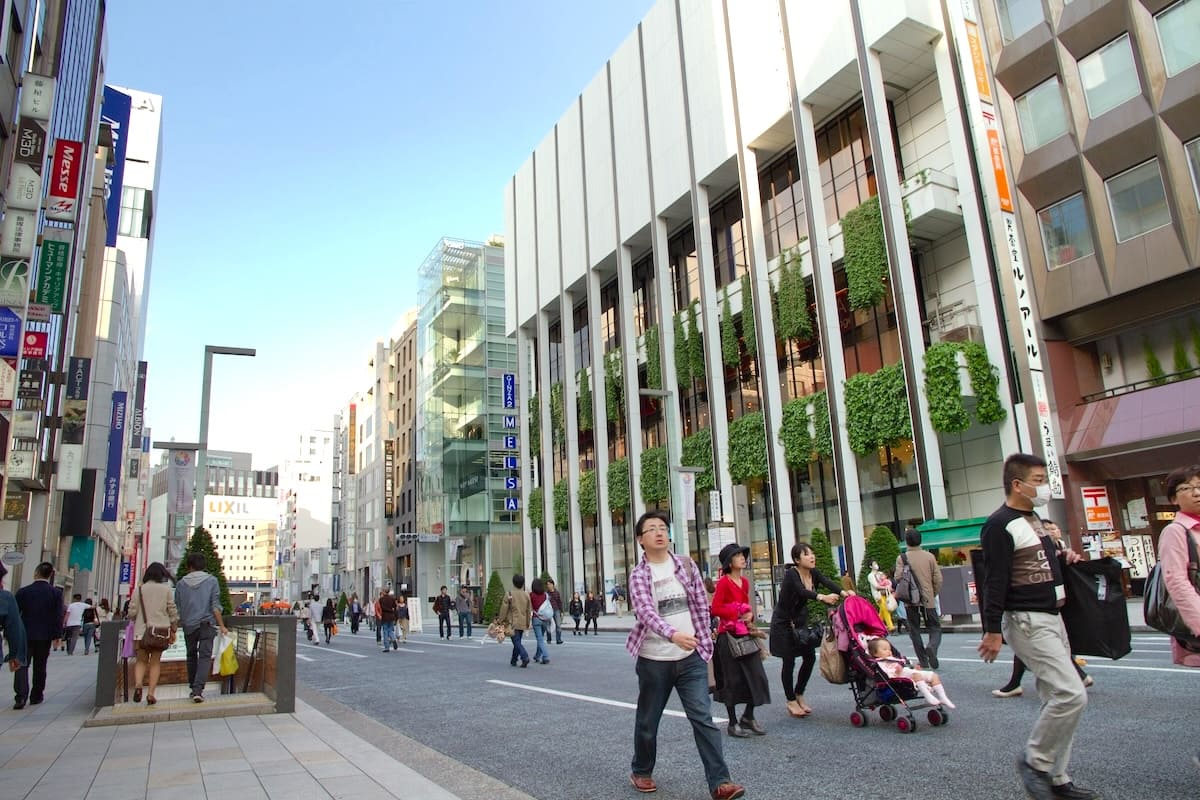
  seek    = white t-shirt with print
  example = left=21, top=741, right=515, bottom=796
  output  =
left=66, top=601, right=88, bottom=627
left=639, top=558, right=696, bottom=662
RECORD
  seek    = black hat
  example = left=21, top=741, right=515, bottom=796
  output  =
left=718, top=543, right=750, bottom=571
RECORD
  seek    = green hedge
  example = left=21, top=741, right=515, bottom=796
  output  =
left=857, top=526, right=901, bottom=597
left=640, top=446, right=668, bottom=505
left=681, top=428, right=715, bottom=493
left=528, top=486, right=544, bottom=530
left=482, top=571, right=506, bottom=621
left=579, top=469, right=597, bottom=517
left=727, top=411, right=768, bottom=484
left=577, top=369, right=593, bottom=431
left=554, top=478, right=569, bottom=531
left=608, top=457, right=630, bottom=513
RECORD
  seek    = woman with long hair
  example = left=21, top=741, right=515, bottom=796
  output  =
left=321, top=598, right=336, bottom=643
left=583, top=591, right=601, bottom=635
left=528, top=578, right=551, bottom=664
left=769, top=542, right=846, bottom=717
left=126, top=562, right=178, bottom=705
left=568, top=592, right=584, bottom=635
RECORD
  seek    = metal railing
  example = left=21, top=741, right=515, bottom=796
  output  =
left=1079, top=370, right=1198, bottom=403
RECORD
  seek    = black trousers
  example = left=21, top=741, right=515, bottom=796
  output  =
left=904, top=604, right=942, bottom=667
left=13, top=640, right=52, bottom=703
left=780, top=646, right=817, bottom=701
left=438, top=612, right=452, bottom=638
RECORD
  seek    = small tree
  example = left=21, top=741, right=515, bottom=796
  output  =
left=483, top=570, right=506, bottom=621
left=857, top=526, right=901, bottom=597
left=175, top=526, right=232, bottom=615
left=807, top=528, right=838, bottom=623
left=336, top=592, right=348, bottom=619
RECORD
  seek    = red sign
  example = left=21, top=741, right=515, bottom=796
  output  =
left=46, top=139, right=83, bottom=221
left=21, top=331, right=47, bottom=358
left=1080, top=486, right=1114, bottom=531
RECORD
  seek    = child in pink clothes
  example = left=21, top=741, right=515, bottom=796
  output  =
left=868, top=638, right=955, bottom=708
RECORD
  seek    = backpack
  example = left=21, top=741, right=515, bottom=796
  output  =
left=82, top=607, right=97, bottom=624
left=536, top=597, right=554, bottom=622
left=894, top=554, right=922, bottom=606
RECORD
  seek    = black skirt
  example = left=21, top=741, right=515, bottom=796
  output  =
left=712, top=632, right=771, bottom=707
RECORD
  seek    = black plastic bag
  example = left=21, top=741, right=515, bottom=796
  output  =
left=1061, top=558, right=1131, bottom=660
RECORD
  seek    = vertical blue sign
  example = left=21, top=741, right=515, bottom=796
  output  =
left=503, top=373, right=516, bottom=408
left=503, top=416, right=517, bottom=429
left=101, top=391, right=127, bottom=521
left=505, top=477, right=518, bottom=490
left=504, top=496, right=519, bottom=511
left=100, top=87, right=132, bottom=247
left=120, top=561, right=132, bottom=583
left=503, top=435, right=517, bottom=449
left=504, top=456, right=518, bottom=470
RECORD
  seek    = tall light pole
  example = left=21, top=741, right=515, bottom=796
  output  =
left=194, top=345, right=256, bottom=527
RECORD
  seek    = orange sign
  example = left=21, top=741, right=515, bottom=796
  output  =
left=1080, top=486, right=1114, bottom=531
left=987, top=129, right=1013, bottom=212
left=965, top=22, right=991, bottom=104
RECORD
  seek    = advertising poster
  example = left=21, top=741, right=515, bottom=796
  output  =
left=100, top=86, right=131, bottom=247
left=58, top=356, right=91, bottom=491
left=101, top=391, right=127, bottom=521
left=167, top=449, right=196, bottom=514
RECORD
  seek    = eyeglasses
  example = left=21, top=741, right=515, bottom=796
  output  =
left=1175, top=484, right=1200, bottom=495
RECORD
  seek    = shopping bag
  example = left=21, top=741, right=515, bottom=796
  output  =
left=120, top=621, right=135, bottom=659
left=818, top=625, right=848, bottom=684
left=212, top=632, right=235, bottom=675
left=332, top=623, right=338, bottom=636
left=1062, top=558, right=1131, bottom=659
left=219, top=639, right=238, bottom=676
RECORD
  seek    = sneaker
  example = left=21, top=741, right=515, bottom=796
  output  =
left=1016, top=757, right=1055, bottom=800
left=711, top=782, right=746, bottom=800
left=191, top=693, right=204, bottom=704
left=992, top=686, right=1023, bottom=698
left=630, top=773, right=657, bottom=793
left=1050, top=782, right=1099, bottom=799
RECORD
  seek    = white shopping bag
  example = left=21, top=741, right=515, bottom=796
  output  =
left=212, top=631, right=235, bottom=675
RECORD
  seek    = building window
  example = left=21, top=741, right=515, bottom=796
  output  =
left=4, top=8, right=21, bottom=76
left=1015, top=78, right=1068, bottom=151
left=1037, top=194, right=1094, bottom=269
left=996, top=0, right=1044, bottom=43
left=1079, top=35, right=1140, bottom=118
left=118, top=186, right=152, bottom=238
left=1105, top=160, right=1170, bottom=242
left=1157, top=0, right=1200, bottom=76
left=1186, top=137, right=1200, bottom=204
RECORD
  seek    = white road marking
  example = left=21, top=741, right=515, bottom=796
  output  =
left=298, top=644, right=367, bottom=658
left=296, top=654, right=314, bottom=662
left=487, top=679, right=728, bottom=723
left=937, top=656, right=1198, bottom=674
left=416, top=640, right=481, bottom=649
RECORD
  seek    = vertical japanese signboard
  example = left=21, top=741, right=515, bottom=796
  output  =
left=102, top=391, right=127, bottom=521
left=35, top=230, right=70, bottom=312
left=45, top=138, right=83, bottom=222
left=59, top=356, right=91, bottom=491
left=384, top=439, right=395, bottom=518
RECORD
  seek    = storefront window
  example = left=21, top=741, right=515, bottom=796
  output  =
left=710, top=191, right=748, bottom=291
left=759, top=149, right=807, bottom=260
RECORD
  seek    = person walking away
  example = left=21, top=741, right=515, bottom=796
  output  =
left=528, top=579, right=552, bottom=664
left=175, top=552, right=230, bottom=704
left=0, top=562, right=27, bottom=688
left=769, top=542, right=846, bottom=718
left=1156, top=464, right=1200, bottom=770
left=612, top=583, right=626, bottom=617
left=994, top=519, right=1091, bottom=697
left=127, top=563, right=178, bottom=705
left=95, top=599, right=112, bottom=650
left=63, top=593, right=87, bottom=655
left=496, top=574, right=531, bottom=667
left=373, top=594, right=383, bottom=644
left=627, top=511, right=744, bottom=800
left=349, top=594, right=362, bottom=634
left=455, top=587, right=473, bottom=638
left=378, top=589, right=398, bottom=652
left=569, top=592, right=584, bottom=635
left=711, top=543, right=771, bottom=737
left=895, top=528, right=943, bottom=668
left=80, top=599, right=98, bottom=655
left=434, top=586, right=453, bottom=639
left=321, top=598, right=336, bottom=643
left=583, top=591, right=601, bottom=635
left=12, top=561, right=63, bottom=709
left=546, top=579, right=564, bottom=644
left=298, top=600, right=314, bottom=642
left=978, top=453, right=1096, bottom=800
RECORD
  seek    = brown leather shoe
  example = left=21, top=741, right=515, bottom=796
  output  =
left=630, top=773, right=657, bottom=793
left=711, top=782, right=746, bottom=800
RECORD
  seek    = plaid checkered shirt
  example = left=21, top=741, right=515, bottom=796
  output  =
left=624, top=552, right=714, bottom=662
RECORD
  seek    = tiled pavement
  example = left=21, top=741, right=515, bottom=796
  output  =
left=0, top=650, right=464, bottom=800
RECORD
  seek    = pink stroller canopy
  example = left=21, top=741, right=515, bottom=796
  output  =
left=833, top=594, right=889, bottom=650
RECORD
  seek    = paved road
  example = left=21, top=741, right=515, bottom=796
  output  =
left=296, top=624, right=1197, bottom=800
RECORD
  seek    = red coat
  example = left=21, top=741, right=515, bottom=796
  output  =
left=711, top=574, right=753, bottom=636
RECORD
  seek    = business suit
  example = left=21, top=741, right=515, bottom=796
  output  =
left=13, top=579, right=64, bottom=707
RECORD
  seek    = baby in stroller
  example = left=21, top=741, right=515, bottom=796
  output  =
left=868, top=638, right=955, bottom=708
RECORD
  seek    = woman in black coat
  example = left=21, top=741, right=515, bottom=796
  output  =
left=769, top=542, right=846, bottom=717
left=582, top=591, right=602, bottom=635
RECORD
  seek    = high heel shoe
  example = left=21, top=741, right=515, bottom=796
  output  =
left=146, top=696, right=156, bottom=706
left=133, top=688, right=142, bottom=703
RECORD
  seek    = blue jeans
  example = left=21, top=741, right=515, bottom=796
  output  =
left=551, top=610, right=563, bottom=643
left=510, top=629, right=529, bottom=665
left=458, top=612, right=472, bottom=637
left=632, top=652, right=730, bottom=792
left=532, top=619, right=550, bottom=662
left=380, top=621, right=396, bottom=649
left=82, top=623, right=96, bottom=654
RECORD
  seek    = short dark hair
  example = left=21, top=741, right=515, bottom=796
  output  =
left=187, top=552, right=207, bottom=572
left=34, top=561, right=54, bottom=579
left=546, top=579, right=555, bottom=586
left=1041, top=518, right=1058, bottom=528
left=904, top=528, right=922, bottom=547
left=440, top=585, right=447, bottom=591
left=72, top=593, right=82, bottom=601
left=790, top=542, right=813, bottom=562
left=1002, top=453, right=1046, bottom=495
left=531, top=578, right=545, bottom=594
left=512, top=573, right=525, bottom=589
left=1166, top=465, right=1200, bottom=503
left=634, top=510, right=670, bottom=537
left=143, top=562, right=171, bottom=583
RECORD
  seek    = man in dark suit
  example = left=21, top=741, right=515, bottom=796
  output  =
left=13, top=562, right=64, bottom=709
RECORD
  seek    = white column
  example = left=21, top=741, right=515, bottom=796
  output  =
left=650, top=217, right=689, bottom=555
left=617, top=245, right=645, bottom=522
left=535, top=310, right=557, bottom=581
left=586, top=268, right=616, bottom=591
left=558, top=288, right=585, bottom=589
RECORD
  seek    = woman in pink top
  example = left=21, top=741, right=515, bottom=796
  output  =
left=1159, top=466, right=1200, bottom=770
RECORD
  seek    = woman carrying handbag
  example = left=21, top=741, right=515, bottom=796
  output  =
left=769, top=542, right=847, bottom=718
left=126, top=563, right=179, bottom=705
left=711, top=544, right=771, bottom=737
left=1157, top=467, right=1200, bottom=769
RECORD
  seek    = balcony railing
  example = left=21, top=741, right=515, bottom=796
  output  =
left=1080, top=369, right=1198, bottom=404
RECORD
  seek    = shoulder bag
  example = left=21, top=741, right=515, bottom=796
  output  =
left=894, top=553, right=922, bottom=606
left=138, top=586, right=172, bottom=651
left=1144, top=523, right=1200, bottom=650
left=818, top=616, right=848, bottom=684
left=726, top=633, right=762, bottom=660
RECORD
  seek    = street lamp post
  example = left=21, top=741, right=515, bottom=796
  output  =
left=194, top=345, right=256, bottom=527
left=638, top=388, right=704, bottom=557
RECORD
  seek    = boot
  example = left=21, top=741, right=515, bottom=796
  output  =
left=932, top=684, right=955, bottom=709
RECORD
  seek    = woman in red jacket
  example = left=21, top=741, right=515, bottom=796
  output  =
left=711, top=543, right=771, bottom=737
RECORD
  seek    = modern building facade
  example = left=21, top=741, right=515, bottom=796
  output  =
left=276, top=431, right=332, bottom=599
left=504, top=0, right=1067, bottom=604
left=388, top=312, right=419, bottom=591
left=415, top=238, right=518, bottom=604
left=980, top=0, right=1200, bottom=579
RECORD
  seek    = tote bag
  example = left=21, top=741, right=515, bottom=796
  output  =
left=1061, top=557, right=1131, bottom=659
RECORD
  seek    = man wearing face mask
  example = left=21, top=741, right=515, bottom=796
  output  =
left=978, top=454, right=1094, bottom=800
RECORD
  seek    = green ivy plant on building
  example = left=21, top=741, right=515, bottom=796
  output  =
left=1145, top=339, right=1166, bottom=386
left=740, top=273, right=757, bottom=368
left=550, top=382, right=565, bottom=444
left=578, top=469, right=597, bottom=518
left=553, top=478, right=570, bottom=531
left=608, top=457, right=630, bottom=514
left=640, top=446, right=668, bottom=505
left=645, top=324, right=662, bottom=389
left=962, top=342, right=1006, bottom=425
left=811, top=390, right=833, bottom=459
left=674, top=314, right=689, bottom=386
left=528, top=486, right=544, bottom=531
left=922, top=343, right=971, bottom=433
left=721, top=290, right=739, bottom=367
left=681, top=428, right=715, bottom=493
left=529, top=395, right=540, bottom=454
left=688, top=302, right=705, bottom=378
left=727, top=411, right=768, bottom=484
left=844, top=364, right=912, bottom=457
left=776, top=246, right=813, bottom=343
left=577, top=369, right=593, bottom=431
left=1172, top=328, right=1191, bottom=378
left=780, top=397, right=814, bottom=467
left=605, top=349, right=623, bottom=422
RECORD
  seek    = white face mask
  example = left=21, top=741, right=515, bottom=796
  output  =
left=1026, top=482, right=1052, bottom=507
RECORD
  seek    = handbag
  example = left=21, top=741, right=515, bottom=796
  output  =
left=789, top=621, right=823, bottom=650
left=1144, top=523, right=1200, bottom=649
left=818, top=622, right=848, bottom=684
left=536, top=597, right=554, bottom=622
left=1061, top=557, right=1131, bottom=659
left=138, top=586, right=172, bottom=652
left=894, top=554, right=922, bottom=605
left=726, top=633, right=761, bottom=660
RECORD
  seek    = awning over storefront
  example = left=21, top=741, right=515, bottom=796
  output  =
left=916, top=517, right=986, bottom=550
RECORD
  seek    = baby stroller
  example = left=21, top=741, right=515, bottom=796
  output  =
left=830, top=594, right=950, bottom=733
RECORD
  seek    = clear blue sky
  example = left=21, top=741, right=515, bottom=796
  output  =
left=105, top=1, right=655, bottom=468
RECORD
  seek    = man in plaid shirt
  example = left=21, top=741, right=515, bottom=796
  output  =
left=626, top=511, right=745, bottom=800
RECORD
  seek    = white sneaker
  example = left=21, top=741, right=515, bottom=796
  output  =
left=991, top=686, right=1023, bottom=698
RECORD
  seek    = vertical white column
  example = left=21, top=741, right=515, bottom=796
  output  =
left=558, top=287, right=585, bottom=589
left=535, top=310, right=557, bottom=581
left=616, top=245, right=645, bottom=523
left=650, top=218, right=689, bottom=555
left=586, top=268, right=616, bottom=590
